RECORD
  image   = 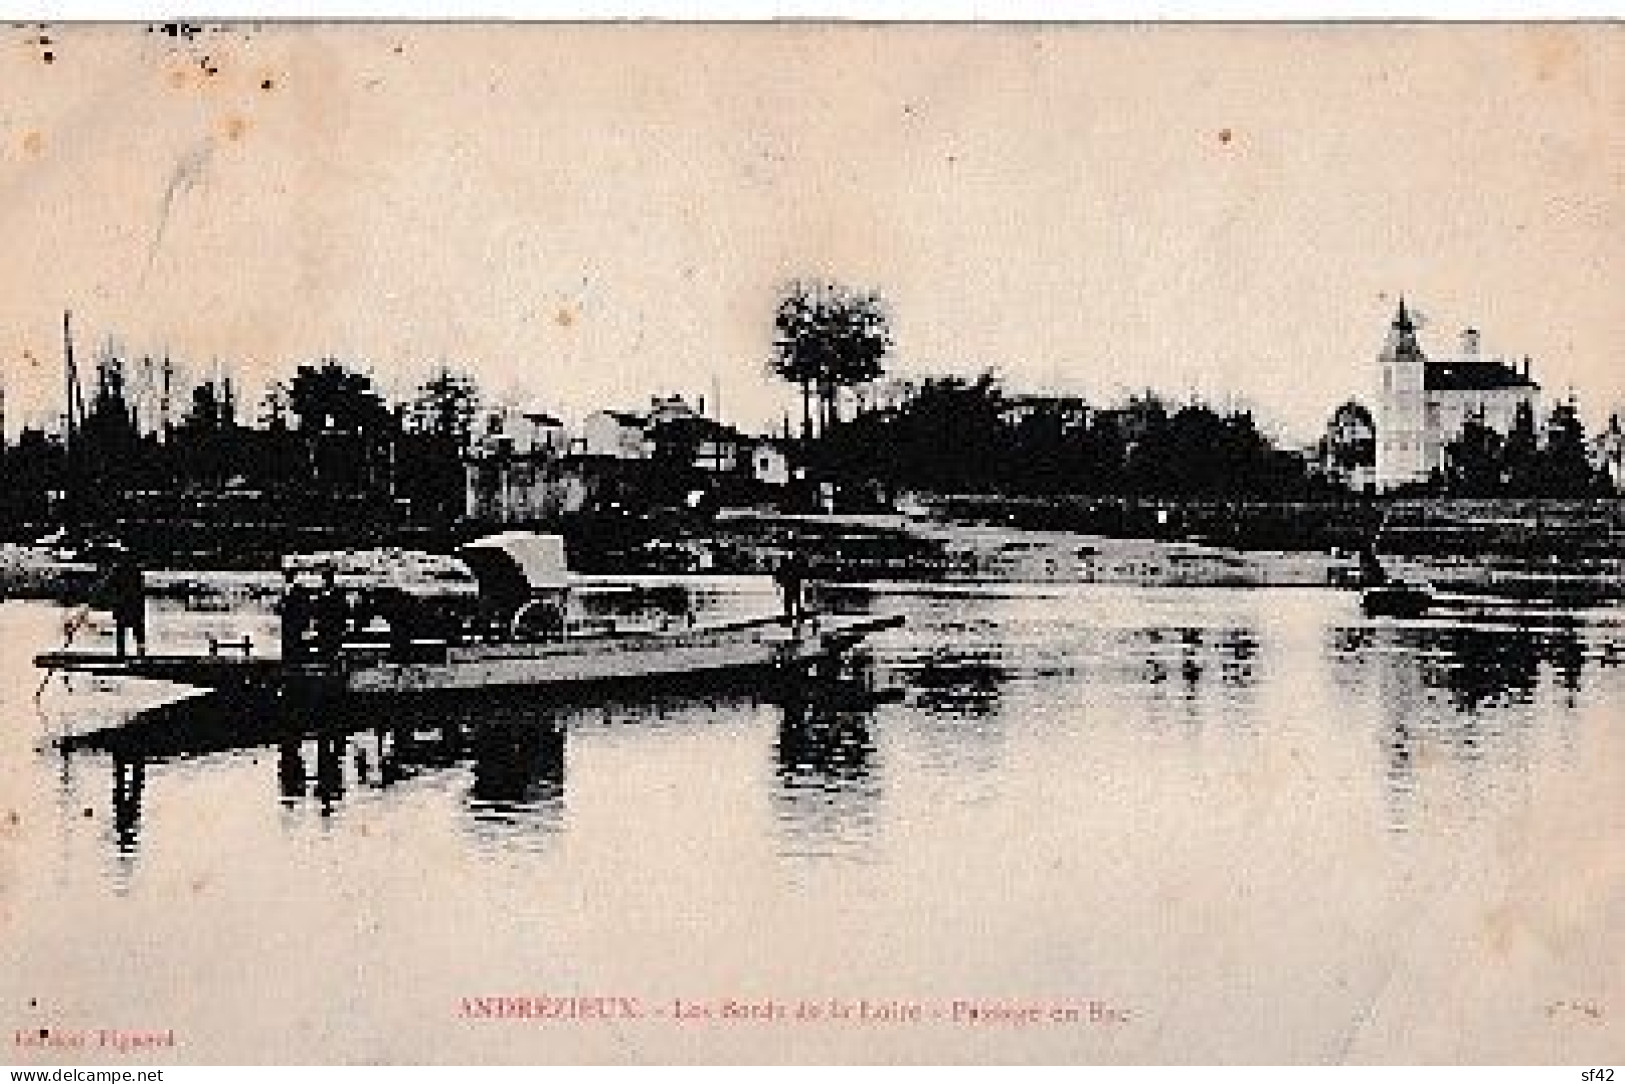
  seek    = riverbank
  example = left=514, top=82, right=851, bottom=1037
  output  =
left=714, top=510, right=1344, bottom=586
left=1, top=517, right=1347, bottom=608
left=6, top=496, right=1623, bottom=604
left=916, top=493, right=1625, bottom=557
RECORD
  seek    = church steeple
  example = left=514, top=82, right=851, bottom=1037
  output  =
left=1382, top=295, right=1423, bottom=363
left=1392, top=296, right=1415, bottom=334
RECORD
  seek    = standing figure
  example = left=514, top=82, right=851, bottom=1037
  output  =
left=1357, top=543, right=1390, bottom=588
left=280, top=570, right=314, bottom=662
left=772, top=544, right=810, bottom=624
left=108, top=549, right=147, bottom=658
left=312, top=567, right=349, bottom=659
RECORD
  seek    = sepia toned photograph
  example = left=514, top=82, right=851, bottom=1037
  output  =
left=1, top=17, right=1622, bottom=1067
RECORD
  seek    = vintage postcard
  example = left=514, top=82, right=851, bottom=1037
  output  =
left=1, top=19, right=1622, bottom=1066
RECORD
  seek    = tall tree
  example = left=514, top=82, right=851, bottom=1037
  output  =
left=398, top=367, right=483, bottom=526
left=283, top=361, right=396, bottom=500
left=1538, top=400, right=1598, bottom=497
left=1442, top=414, right=1505, bottom=496
left=169, top=379, right=242, bottom=488
left=771, top=280, right=893, bottom=439
left=179, top=379, right=235, bottom=433
left=77, top=350, right=146, bottom=504
left=286, top=360, right=391, bottom=434
left=406, top=366, right=482, bottom=448
left=1502, top=399, right=1541, bottom=496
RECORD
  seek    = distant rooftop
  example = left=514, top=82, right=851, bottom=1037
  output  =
left=649, top=414, right=747, bottom=442
left=1425, top=359, right=1538, bottom=393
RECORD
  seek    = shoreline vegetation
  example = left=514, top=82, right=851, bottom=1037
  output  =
left=3, top=285, right=1620, bottom=600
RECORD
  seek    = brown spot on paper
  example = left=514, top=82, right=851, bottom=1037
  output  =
left=1529, top=26, right=1582, bottom=83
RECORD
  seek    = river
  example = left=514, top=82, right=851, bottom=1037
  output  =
left=2, top=582, right=1621, bottom=1064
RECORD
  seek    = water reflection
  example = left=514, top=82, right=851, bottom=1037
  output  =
left=772, top=691, right=883, bottom=859
left=1328, top=617, right=1603, bottom=830
left=1331, top=621, right=1589, bottom=714
left=466, top=723, right=568, bottom=840
left=904, top=655, right=1005, bottom=716
left=1134, top=624, right=1264, bottom=737
left=1138, top=626, right=1260, bottom=697
left=68, top=676, right=902, bottom=862
left=110, top=755, right=144, bottom=855
left=30, top=588, right=1625, bottom=871
left=69, top=686, right=580, bottom=857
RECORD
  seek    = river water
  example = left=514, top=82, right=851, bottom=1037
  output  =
left=2, top=582, right=1622, bottom=1064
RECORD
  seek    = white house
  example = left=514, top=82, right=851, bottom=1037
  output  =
left=1375, top=299, right=1541, bottom=491
left=581, top=410, right=651, bottom=459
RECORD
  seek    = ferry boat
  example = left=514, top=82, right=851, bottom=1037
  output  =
left=35, top=532, right=903, bottom=699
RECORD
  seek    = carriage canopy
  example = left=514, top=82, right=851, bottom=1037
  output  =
left=457, top=532, right=572, bottom=611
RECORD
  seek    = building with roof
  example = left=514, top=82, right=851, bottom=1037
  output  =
left=1375, top=299, right=1540, bottom=491
left=581, top=410, right=652, bottom=459
left=467, top=392, right=795, bottom=525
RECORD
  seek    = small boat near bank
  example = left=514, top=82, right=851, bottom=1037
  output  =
left=1349, top=540, right=1437, bottom=619
left=34, top=531, right=904, bottom=701
left=1361, top=580, right=1434, bottom=618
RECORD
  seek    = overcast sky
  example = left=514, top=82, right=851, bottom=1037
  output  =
left=1, top=22, right=1619, bottom=440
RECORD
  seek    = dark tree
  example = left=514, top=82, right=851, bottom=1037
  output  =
left=1442, top=414, right=1506, bottom=497
left=76, top=351, right=151, bottom=508
left=179, top=379, right=236, bottom=433
left=1501, top=399, right=1541, bottom=496
left=281, top=361, right=398, bottom=503
left=406, top=366, right=482, bottom=447
left=1538, top=401, right=1600, bottom=497
left=771, top=280, right=892, bottom=439
left=286, top=360, right=391, bottom=435
left=0, top=427, right=62, bottom=529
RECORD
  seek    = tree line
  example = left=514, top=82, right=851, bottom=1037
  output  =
left=773, top=280, right=1622, bottom=503
left=771, top=281, right=1324, bottom=500
left=810, top=374, right=1327, bottom=501
left=4, top=281, right=1618, bottom=540
left=0, top=355, right=483, bottom=534
left=1438, top=400, right=1615, bottom=498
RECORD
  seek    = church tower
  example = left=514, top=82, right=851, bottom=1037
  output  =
left=1376, top=297, right=1428, bottom=490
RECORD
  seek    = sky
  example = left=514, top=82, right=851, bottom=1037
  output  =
left=1, top=21, right=1620, bottom=442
